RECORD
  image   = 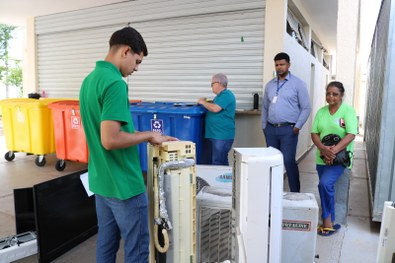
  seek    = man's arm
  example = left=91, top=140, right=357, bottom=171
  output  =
left=295, top=82, right=311, bottom=129
left=197, top=98, right=222, bottom=113
left=101, top=120, right=177, bottom=150
left=261, top=85, right=270, bottom=129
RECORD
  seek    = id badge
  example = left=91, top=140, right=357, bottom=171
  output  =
left=272, top=96, right=278, bottom=104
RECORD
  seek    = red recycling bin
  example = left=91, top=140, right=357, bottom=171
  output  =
left=48, top=100, right=88, bottom=171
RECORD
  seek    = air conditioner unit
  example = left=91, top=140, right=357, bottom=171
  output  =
left=147, top=141, right=196, bottom=263
left=282, top=192, right=318, bottom=263
left=195, top=165, right=233, bottom=263
left=232, top=147, right=284, bottom=263
left=196, top=165, right=233, bottom=190
left=376, top=201, right=395, bottom=263
left=196, top=185, right=232, bottom=263
left=0, top=231, right=37, bottom=263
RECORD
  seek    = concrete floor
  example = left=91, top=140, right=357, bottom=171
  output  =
left=0, top=121, right=380, bottom=262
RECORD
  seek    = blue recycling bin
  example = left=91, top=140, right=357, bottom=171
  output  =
left=130, top=102, right=206, bottom=172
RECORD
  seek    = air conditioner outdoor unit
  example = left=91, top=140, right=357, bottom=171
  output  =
left=282, top=192, right=318, bottom=263
left=196, top=165, right=233, bottom=190
left=232, top=147, right=284, bottom=263
left=376, top=201, right=395, bottom=263
left=147, top=141, right=196, bottom=263
left=195, top=165, right=233, bottom=263
left=196, top=184, right=232, bottom=263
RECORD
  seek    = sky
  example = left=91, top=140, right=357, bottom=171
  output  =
left=8, top=27, right=24, bottom=61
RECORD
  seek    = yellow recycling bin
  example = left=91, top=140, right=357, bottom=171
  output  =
left=0, top=98, right=63, bottom=166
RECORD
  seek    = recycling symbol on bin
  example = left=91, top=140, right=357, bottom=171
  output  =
left=71, top=116, right=81, bottom=129
left=151, top=119, right=164, bottom=134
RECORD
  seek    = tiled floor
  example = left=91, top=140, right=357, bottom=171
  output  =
left=0, top=126, right=380, bottom=262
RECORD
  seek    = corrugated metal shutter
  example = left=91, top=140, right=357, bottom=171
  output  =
left=36, top=24, right=126, bottom=98
left=36, top=0, right=265, bottom=109
left=365, top=0, right=395, bottom=222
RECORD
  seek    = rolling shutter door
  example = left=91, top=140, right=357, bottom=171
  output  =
left=36, top=0, right=265, bottom=109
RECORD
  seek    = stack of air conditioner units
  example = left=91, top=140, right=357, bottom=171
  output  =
left=282, top=192, right=318, bottom=263
left=195, top=165, right=233, bottom=263
left=376, top=201, right=395, bottom=263
left=232, top=147, right=284, bottom=263
left=147, top=141, right=196, bottom=263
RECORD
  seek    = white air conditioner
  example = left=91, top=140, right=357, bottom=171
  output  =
left=376, top=201, right=395, bottom=263
left=0, top=231, right=37, bottom=263
left=195, top=165, right=233, bottom=263
left=282, top=192, right=318, bottom=263
left=196, top=186, right=232, bottom=263
left=232, top=147, right=284, bottom=263
left=196, top=165, right=233, bottom=190
left=147, top=141, right=196, bottom=263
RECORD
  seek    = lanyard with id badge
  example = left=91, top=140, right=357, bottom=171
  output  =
left=272, top=78, right=287, bottom=104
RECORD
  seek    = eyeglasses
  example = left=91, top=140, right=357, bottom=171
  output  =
left=211, top=82, right=219, bottom=87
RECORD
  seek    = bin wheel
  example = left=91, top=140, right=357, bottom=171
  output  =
left=5, top=151, right=15, bottom=161
left=55, top=160, right=66, bottom=171
left=35, top=155, right=46, bottom=167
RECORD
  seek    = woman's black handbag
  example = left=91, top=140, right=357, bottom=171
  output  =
left=320, top=134, right=351, bottom=167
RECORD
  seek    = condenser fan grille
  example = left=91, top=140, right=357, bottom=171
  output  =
left=198, top=206, right=232, bottom=262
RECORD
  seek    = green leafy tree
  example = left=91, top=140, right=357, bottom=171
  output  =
left=8, top=60, right=23, bottom=96
left=0, top=24, right=23, bottom=98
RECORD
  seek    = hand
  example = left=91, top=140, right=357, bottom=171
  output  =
left=148, top=132, right=178, bottom=146
left=320, top=145, right=337, bottom=165
left=293, top=127, right=300, bottom=134
left=197, top=98, right=207, bottom=105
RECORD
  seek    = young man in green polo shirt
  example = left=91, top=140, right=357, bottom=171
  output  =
left=80, top=27, right=176, bottom=263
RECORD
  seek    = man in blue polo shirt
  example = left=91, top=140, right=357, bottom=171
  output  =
left=198, top=73, right=236, bottom=165
left=262, top=52, right=311, bottom=192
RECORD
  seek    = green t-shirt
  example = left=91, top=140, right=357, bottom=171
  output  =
left=205, top=89, right=236, bottom=140
left=311, top=103, right=358, bottom=167
left=79, top=61, right=145, bottom=200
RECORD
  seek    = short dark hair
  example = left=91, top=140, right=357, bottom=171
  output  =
left=274, top=52, right=290, bottom=63
left=109, top=27, right=148, bottom=56
left=327, top=81, right=345, bottom=95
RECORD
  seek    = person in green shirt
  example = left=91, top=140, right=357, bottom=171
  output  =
left=311, top=81, right=358, bottom=237
left=198, top=73, right=236, bottom=165
left=79, top=27, right=176, bottom=263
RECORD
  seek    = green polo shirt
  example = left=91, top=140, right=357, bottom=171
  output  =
left=205, top=89, right=236, bottom=140
left=79, top=61, right=144, bottom=200
left=311, top=103, right=358, bottom=167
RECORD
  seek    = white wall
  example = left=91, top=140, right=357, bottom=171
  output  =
left=336, top=0, right=360, bottom=106
left=235, top=0, right=330, bottom=157
left=22, top=17, right=37, bottom=97
left=285, top=34, right=329, bottom=159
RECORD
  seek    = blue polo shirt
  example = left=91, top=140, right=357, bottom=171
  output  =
left=262, top=72, right=311, bottom=129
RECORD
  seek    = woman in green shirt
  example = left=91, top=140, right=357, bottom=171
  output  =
left=311, top=81, right=358, bottom=236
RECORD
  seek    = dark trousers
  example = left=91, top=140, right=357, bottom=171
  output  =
left=264, top=125, right=300, bottom=192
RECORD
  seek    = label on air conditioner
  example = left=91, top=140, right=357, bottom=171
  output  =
left=282, top=220, right=311, bottom=231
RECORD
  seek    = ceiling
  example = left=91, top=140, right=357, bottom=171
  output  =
left=0, top=0, right=338, bottom=51
left=0, top=0, right=125, bottom=26
left=300, top=0, right=338, bottom=53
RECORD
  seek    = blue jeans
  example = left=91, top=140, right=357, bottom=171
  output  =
left=95, top=192, right=149, bottom=263
left=264, top=125, right=300, bottom=192
left=206, top=138, right=234, bottom=165
left=316, top=165, right=345, bottom=222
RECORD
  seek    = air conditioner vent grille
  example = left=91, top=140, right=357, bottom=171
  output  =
left=198, top=206, right=231, bottom=262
